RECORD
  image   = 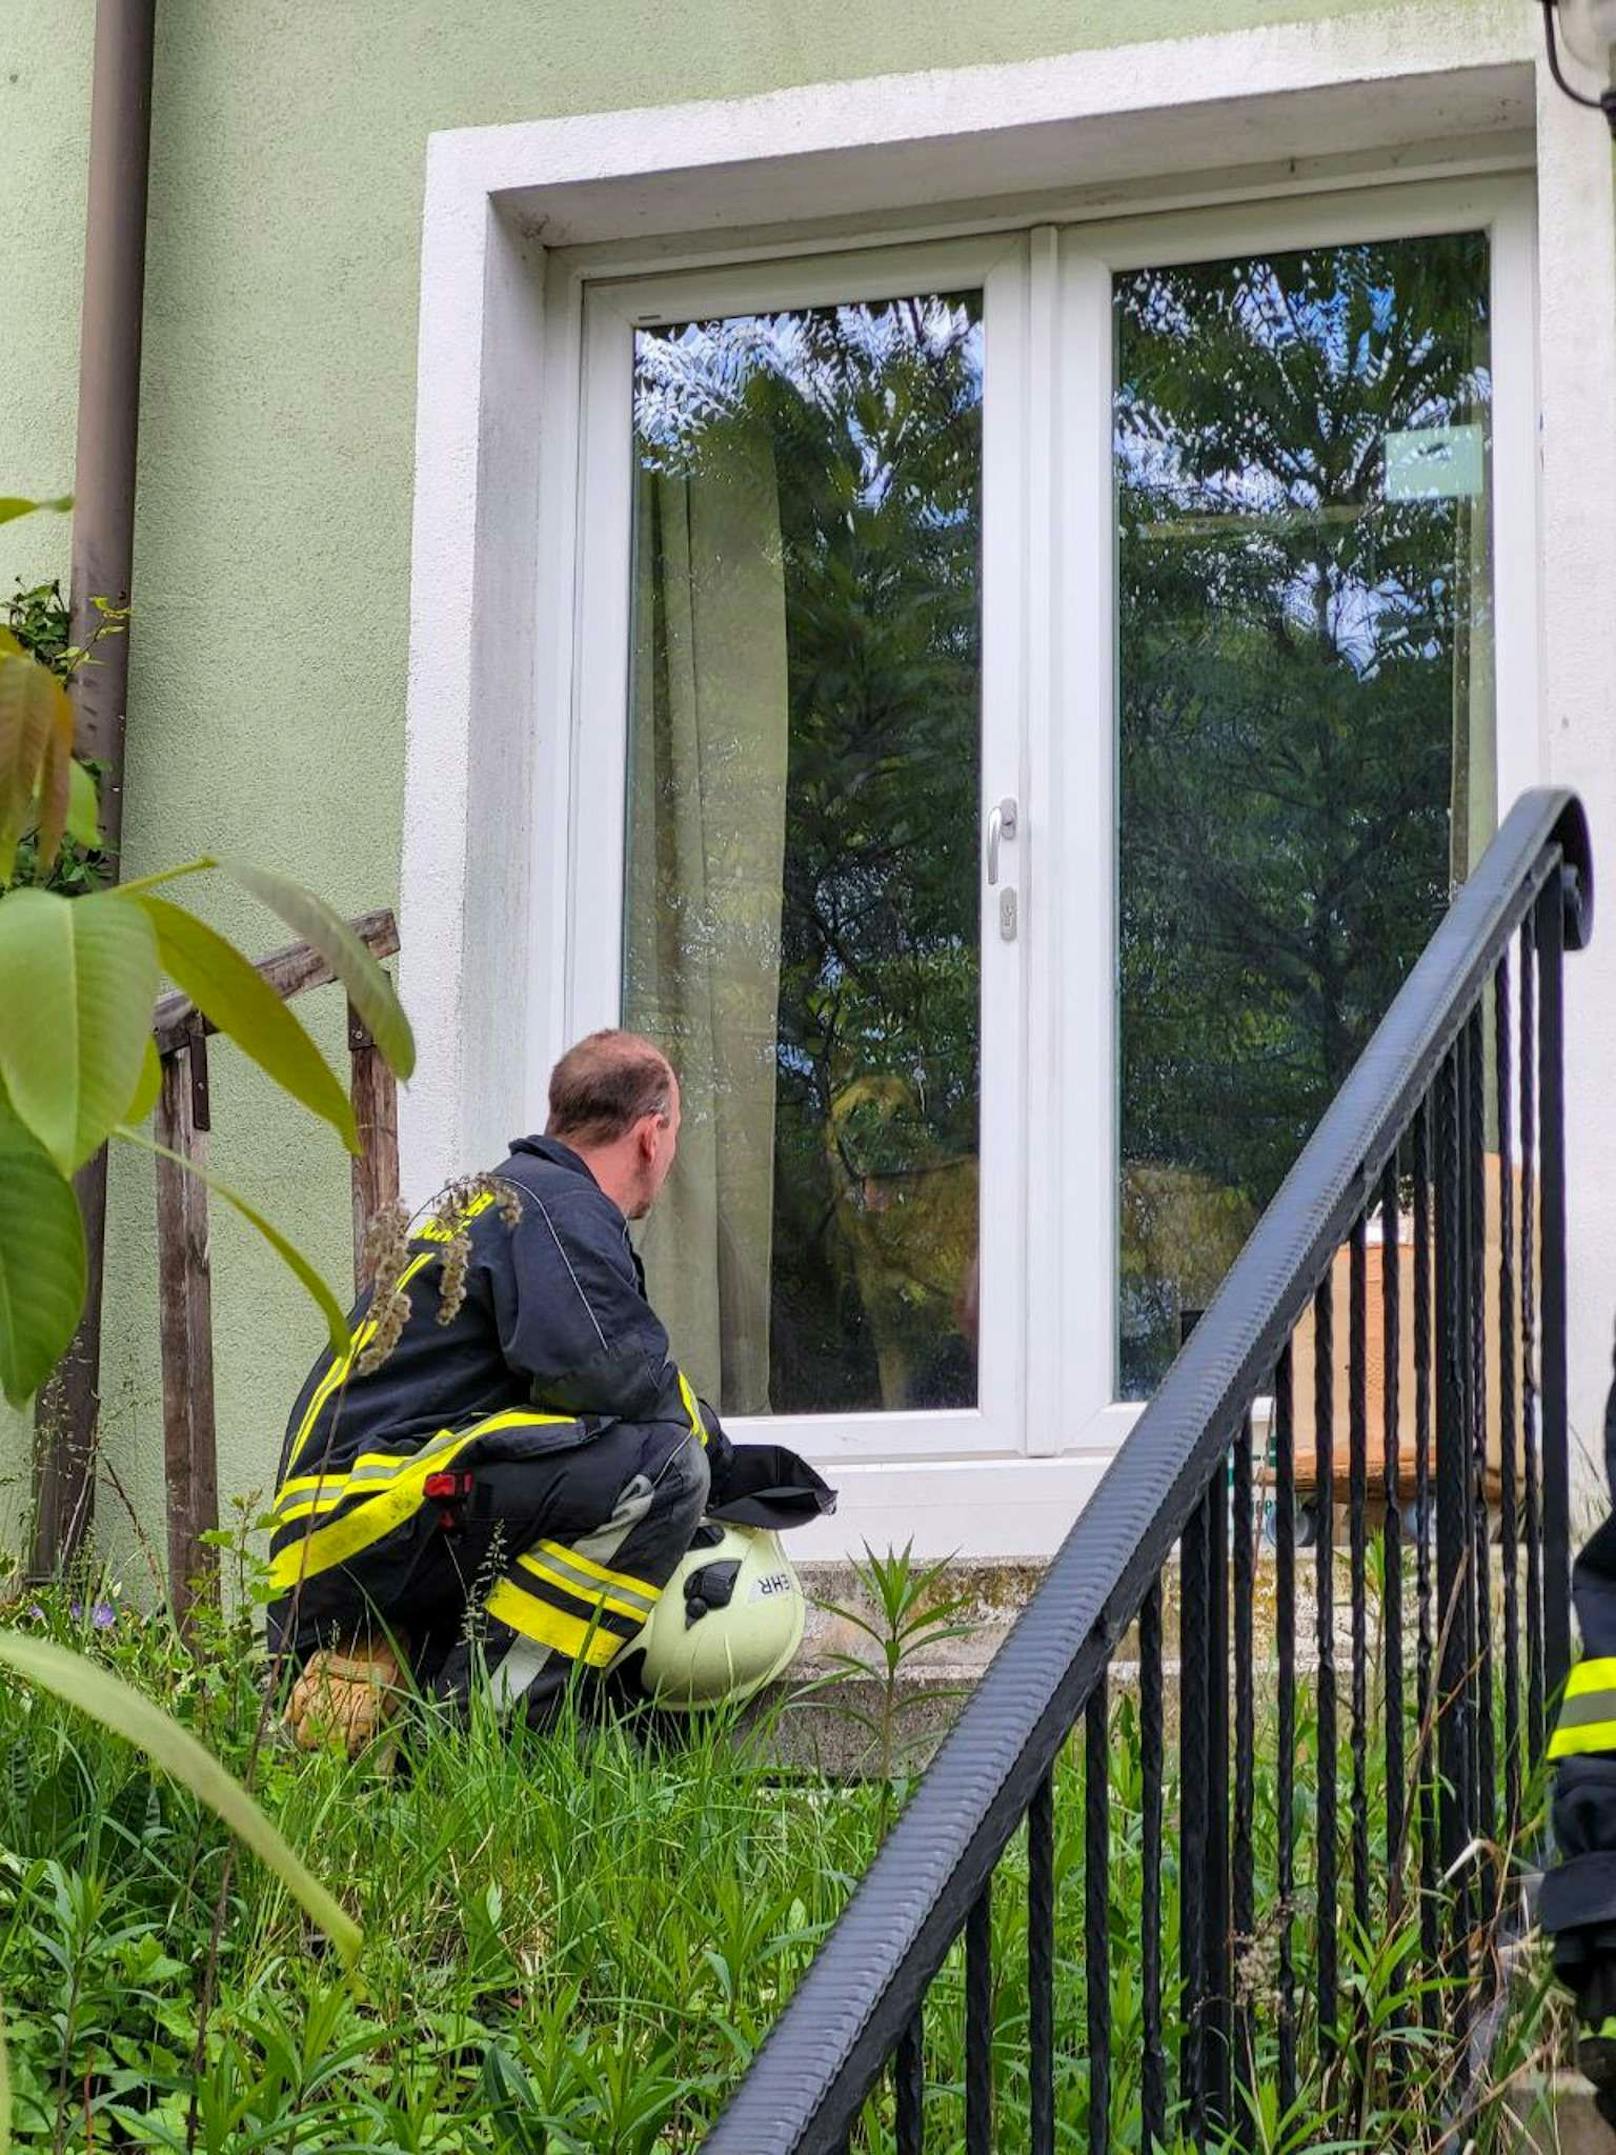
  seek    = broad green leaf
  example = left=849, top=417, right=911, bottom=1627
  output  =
left=137, top=896, right=358, bottom=1152
left=21, top=759, right=98, bottom=851
left=115, top=1124, right=351, bottom=1355
left=127, top=1035, right=162, bottom=1124
left=0, top=1631, right=361, bottom=1967
left=0, top=495, right=71, bottom=527
left=65, top=759, right=100, bottom=847
left=0, top=1994, right=9, bottom=2155
left=0, top=645, right=72, bottom=883
left=0, top=1095, right=86, bottom=1406
left=32, top=708, right=73, bottom=877
left=224, top=859, right=415, bottom=1081
left=0, top=888, right=159, bottom=1173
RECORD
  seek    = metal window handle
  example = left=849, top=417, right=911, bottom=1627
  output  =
left=986, top=797, right=1018, bottom=886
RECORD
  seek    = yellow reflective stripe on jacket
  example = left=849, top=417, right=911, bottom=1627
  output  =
left=1565, top=1657, right=1616, bottom=1699
left=285, top=1199, right=494, bottom=1474
left=274, top=1489, right=352, bottom=1531
left=274, top=1448, right=421, bottom=1509
left=268, top=1431, right=481, bottom=1592
left=677, top=1370, right=708, bottom=1446
left=275, top=1412, right=575, bottom=1522
left=272, top=1439, right=455, bottom=1524
left=1549, top=1658, right=1616, bottom=1759
left=267, top=1408, right=576, bottom=1593
left=283, top=1248, right=436, bottom=1479
left=414, top=1188, right=498, bottom=1242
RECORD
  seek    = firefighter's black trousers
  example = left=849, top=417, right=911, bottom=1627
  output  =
left=266, top=1418, right=709, bottom=1725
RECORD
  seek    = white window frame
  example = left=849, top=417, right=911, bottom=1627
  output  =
left=569, top=236, right=1031, bottom=1466
left=399, top=13, right=1616, bottom=1557
left=1044, top=176, right=1543, bottom=1448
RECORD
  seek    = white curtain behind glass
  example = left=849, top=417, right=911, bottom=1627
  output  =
left=625, top=429, right=789, bottom=1416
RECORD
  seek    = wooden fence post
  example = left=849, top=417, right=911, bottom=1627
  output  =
left=154, top=1020, right=219, bottom=1619
left=349, top=1001, right=400, bottom=1298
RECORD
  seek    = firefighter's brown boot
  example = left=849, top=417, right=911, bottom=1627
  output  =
left=284, top=1636, right=409, bottom=1758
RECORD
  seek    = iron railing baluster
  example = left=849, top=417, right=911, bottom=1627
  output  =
left=1086, top=1682, right=1111, bottom=2155
left=1521, top=915, right=1544, bottom=1763
left=1204, top=1457, right=1232, bottom=2133
left=1538, top=870, right=1572, bottom=1707
left=1379, top=1158, right=1408, bottom=2100
left=965, top=1883, right=993, bottom=2155
left=1141, top=1577, right=1167, bottom=2151
left=1413, top=1092, right=1438, bottom=2023
left=1495, top=952, right=1521, bottom=1838
left=1467, top=1006, right=1497, bottom=1869
left=1436, top=1044, right=1473, bottom=2006
left=1348, top=1212, right=1371, bottom=1955
left=1381, top=1158, right=1405, bottom=1917
left=1180, top=1490, right=1210, bottom=2144
left=1232, top=1409, right=1256, bottom=2139
left=1314, top=1276, right=1339, bottom=2066
left=896, top=2011, right=924, bottom=2155
left=1275, top=1343, right=1298, bottom=2117
left=1028, top=1770, right=1053, bottom=2155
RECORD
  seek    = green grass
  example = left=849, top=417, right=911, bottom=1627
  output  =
left=0, top=1558, right=1576, bottom=2153
left=1, top=1574, right=903, bottom=2152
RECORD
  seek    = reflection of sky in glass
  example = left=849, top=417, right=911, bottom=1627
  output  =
left=636, top=297, right=983, bottom=516
left=1116, top=261, right=1491, bottom=683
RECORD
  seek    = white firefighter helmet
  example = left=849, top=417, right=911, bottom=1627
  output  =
left=619, top=1521, right=806, bottom=1709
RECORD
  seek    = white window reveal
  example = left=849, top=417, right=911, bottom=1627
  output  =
left=399, top=30, right=1616, bottom=1554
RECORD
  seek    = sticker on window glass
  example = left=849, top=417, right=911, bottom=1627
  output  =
left=1384, top=423, right=1484, bottom=502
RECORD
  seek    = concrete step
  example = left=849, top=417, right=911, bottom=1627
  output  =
left=773, top=1548, right=1498, bottom=1772
left=761, top=1558, right=1022, bottom=1773
left=1508, top=2076, right=1616, bottom=2152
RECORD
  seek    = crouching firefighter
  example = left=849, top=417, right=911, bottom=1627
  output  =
left=1542, top=1345, right=1616, bottom=2125
left=266, top=1029, right=834, bottom=1752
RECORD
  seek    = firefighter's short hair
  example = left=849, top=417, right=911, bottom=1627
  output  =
left=547, top=1031, right=675, bottom=1147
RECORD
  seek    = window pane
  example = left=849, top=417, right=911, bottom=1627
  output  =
left=1116, top=232, right=1494, bottom=1398
left=625, top=296, right=983, bottom=1419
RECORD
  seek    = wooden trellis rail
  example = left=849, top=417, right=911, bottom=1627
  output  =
left=151, top=906, right=400, bottom=1616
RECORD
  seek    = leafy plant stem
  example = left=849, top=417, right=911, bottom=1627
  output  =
left=107, top=857, right=218, bottom=900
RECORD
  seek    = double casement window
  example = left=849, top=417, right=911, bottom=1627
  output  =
left=542, top=177, right=1535, bottom=1486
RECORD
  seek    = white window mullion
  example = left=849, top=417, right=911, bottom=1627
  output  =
left=972, top=234, right=1033, bottom=1461
left=1020, top=224, right=1071, bottom=1457
left=1032, top=240, right=1120, bottom=1450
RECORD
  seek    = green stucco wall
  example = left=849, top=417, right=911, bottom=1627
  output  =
left=0, top=0, right=1602, bottom=1578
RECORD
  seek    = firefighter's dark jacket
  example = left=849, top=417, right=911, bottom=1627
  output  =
left=275, top=1135, right=733, bottom=1505
left=1544, top=1369, right=1616, bottom=1963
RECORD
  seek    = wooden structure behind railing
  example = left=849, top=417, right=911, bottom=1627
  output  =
left=150, top=906, right=400, bottom=1615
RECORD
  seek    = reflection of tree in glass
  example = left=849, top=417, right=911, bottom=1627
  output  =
left=1117, top=234, right=1492, bottom=1396
left=635, top=297, right=984, bottom=1415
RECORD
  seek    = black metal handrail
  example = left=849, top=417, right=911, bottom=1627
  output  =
left=706, top=787, right=1594, bottom=2153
